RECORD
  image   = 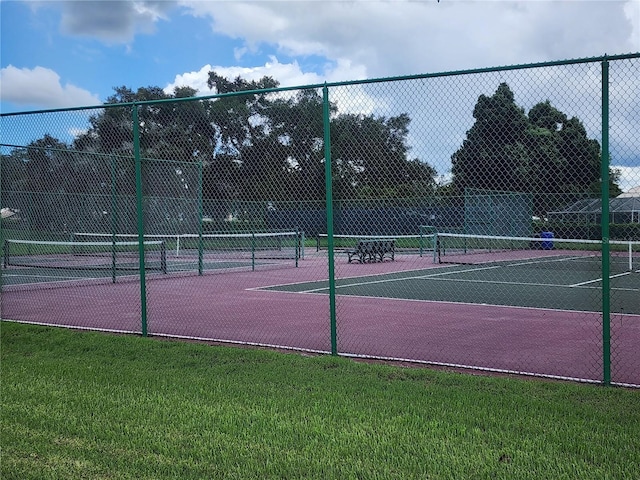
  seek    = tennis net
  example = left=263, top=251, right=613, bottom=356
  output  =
left=316, top=233, right=437, bottom=257
left=3, top=239, right=167, bottom=273
left=436, top=233, right=639, bottom=272
left=71, top=231, right=302, bottom=271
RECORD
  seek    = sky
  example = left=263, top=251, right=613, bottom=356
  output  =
left=1, top=0, right=639, bottom=189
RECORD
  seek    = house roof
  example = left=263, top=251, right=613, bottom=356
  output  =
left=618, top=186, right=640, bottom=198
left=549, top=196, right=640, bottom=214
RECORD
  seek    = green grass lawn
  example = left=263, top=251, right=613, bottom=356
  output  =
left=2, top=321, right=639, bottom=479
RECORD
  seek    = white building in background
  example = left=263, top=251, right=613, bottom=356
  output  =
left=618, top=186, right=640, bottom=199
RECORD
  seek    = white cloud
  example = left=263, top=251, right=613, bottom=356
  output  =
left=613, top=165, right=640, bottom=192
left=162, top=52, right=638, bottom=183
left=0, top=65, right=100, bottom=109
left=624, top=0, right=640, bottom=52
left=164, top=64, right=214, bottom=95
left=164, top=56, right=366, bottom=95
left=180, top=0, right=639, bottom=78
left=163, top=56, right=375, bottom=127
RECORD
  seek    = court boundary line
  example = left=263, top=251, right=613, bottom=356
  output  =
left=244, top=263, right=459, bottom=291
left=570, top=270, right=635, bottom=287
left=284, top=268, right=637, bottom=295
left=251, top=264, right=640, bottom=318
left=0, top=318, right=138, bottom=335
left=407, top=276, right=638, bottom=293
left=251, top=285, right=640, bottom=319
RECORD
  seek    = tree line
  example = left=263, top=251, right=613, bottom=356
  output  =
left=2, top=77, right=619, bottom=219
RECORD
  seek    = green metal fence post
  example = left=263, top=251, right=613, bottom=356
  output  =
left=132, top=105, right=149, bottom=337
left=197, top=160, right=204, bottom=275
left=323, top=84, right=338, bottom=356
left=601, top=57, right=611, bottom=386
left=0, top=158, right=2, bottom=291
left=110, top=155, right=117, bottom=283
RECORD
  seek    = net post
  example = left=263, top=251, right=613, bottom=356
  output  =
left=160, top=241, right=167, bottom=274
left=2, top=240, right=8, bottom=268
left=251, top=232, right=256, bottom=271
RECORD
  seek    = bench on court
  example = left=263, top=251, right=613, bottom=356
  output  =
left=347, top=238, right=395, bottom=263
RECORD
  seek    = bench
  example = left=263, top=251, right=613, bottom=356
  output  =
left=347, top=238, right=395, bottom=263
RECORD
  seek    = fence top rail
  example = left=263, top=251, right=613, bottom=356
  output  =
left=1, top=53, right=638, bottom=118
left=0, top=143, right=205, bottom=165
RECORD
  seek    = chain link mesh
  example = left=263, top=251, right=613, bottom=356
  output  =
left=2, top=55, right=638, bottom=385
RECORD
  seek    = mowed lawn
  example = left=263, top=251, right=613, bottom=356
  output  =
left=2, top=321, right=639, bottom=479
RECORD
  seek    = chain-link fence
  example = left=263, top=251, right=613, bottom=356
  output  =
left=2, top=54, right=638, bottom=386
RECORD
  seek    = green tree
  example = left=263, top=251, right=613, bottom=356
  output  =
left=73, top=86, right=212, bottom=199
left=451, top=83, right=620, bottom=215
left=203, top=73, right=285, bottom=210
left=21, top=135, right=78, bottom=230
left=1, top=148, right=28, bottom=192
left=451, top=83, right=529, bottom=195
left=331, top=112, right=437, bottom=199
left=205, top=73, right=436, bottom=204
left=265, top=89, right=329, bottom=202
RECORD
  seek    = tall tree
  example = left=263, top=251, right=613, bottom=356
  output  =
left=205, top=73, right=437, bottom=203
left=265, top=89, right=328, bottom=202
left=203, top=73, right=283, bottom=205
left=451, top=83, right=620, bottom=214
left=331, top=112, right=436, bottom=199
left=451, top=83, right=529, bottom=195
left=21, top=135, right=78, bottom=230
left=73, top=86, right=213, bottom=196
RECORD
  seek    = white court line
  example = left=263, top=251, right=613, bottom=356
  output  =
left=417, top=277, right=637, bottom=292
left=419, top=277, right=576, bottom=288
left=246, top=264, right=460, bottom=291
left=570, top=270, right=635, bottom=287
left=298, top=264, right=502, bottom=293
left=297, top=264, right=638, bottom=294
left=507, top=255, right=593, bottom=268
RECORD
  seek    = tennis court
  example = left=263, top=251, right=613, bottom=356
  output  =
left=257, top=248, right=639, bottom=386
left=266, top=248, right=639, bottom=315
left=3, top=239, right=638, bottom=386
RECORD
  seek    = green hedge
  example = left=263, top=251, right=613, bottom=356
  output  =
left=533, top=221, right=640, bottom=241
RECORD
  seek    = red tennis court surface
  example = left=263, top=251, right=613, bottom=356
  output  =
left=2, top=254, right=639, bottom=386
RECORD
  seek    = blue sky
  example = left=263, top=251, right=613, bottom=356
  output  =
left=1, top=0, right=639, bottom=188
